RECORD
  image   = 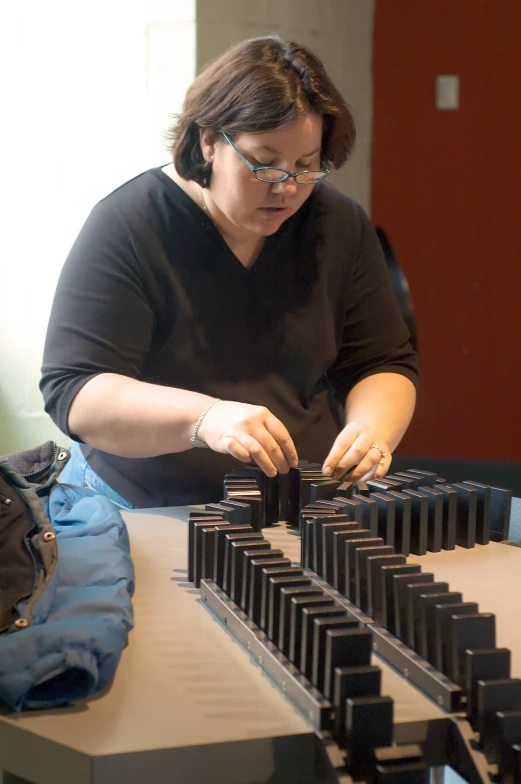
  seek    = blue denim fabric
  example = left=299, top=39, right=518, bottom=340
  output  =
left=59, top=442, right=137, bottom=510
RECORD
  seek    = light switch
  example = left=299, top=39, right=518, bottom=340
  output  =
left=435, top=75, right=460, bottom=110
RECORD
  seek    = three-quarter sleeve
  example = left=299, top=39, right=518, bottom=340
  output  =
left=40, top=203, right=154, bottom=437
left=327, top=204, right=419, bottom=401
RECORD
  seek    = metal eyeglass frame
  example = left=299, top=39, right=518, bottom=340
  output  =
left=221, top=132, right=330, bottom=184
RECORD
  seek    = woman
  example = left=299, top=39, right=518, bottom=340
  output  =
left=41, top=36, right=418, bottom=509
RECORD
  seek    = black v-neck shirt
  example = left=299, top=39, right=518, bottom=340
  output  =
left=41, top=167, right=418, bottom=507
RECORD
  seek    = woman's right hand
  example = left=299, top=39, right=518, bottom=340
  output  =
left=196, top=400, right=298, bottom=476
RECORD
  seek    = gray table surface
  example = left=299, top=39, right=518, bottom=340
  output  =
left=1, top=507, right=519, bottom=784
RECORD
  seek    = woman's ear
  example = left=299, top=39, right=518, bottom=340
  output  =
left=199, top=128, right=218, bottom=163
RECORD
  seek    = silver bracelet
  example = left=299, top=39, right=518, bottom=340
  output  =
left=190, top=398, right=221, bottom=448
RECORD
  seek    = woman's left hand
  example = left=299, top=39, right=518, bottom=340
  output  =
left=321, top=421, right=392, bottom=483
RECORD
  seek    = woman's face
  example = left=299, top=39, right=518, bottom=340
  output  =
left=201, top=113, right=324, bottom=241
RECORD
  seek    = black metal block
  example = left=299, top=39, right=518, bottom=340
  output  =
left=435, top=484, right=457, bottom=550
left=367, top=478, right=403, bottom=494
left=188, top=513, right=226, bottom=582
left=300, top=511, right=331, bottom=570
left=393, top=573, right=434, bottom=641
left=313, top=514, right=351, bottom=576
left=386, top=491, right=412, bottom=556
left=346, top=695, right=394, bottom=779
left=288, top=468, right=327, bottom=526
left=259, top=566, right=303, bottom=631
left=240, top=548, right=282, bottom=612
left=278, top=586, right=323, bottom=657
left=278, top=469, right=290, bottom=523
left=461, top=481, right=492, bottom=545
left=484, top=709, right=521, bottom=765
left=369, top=492, right=396, bottom=546
left=356, top=545, right=395, bottom=612
left=311, top=618, right=361, bottom=693
left=229, top=538, right=270, bottom=607
left=322, top=522, right=359, bottom=584
left=218, top=499, right=252, bottom=527
left=205, top=503, right=236, bottom=521
left=373, top=744, right=428, bottom=783
left=476, top=678, right=521, bottom=743
left=300, top=606, right=348, bottom=681
left=229, top=541, right=267, bottom=604
left=192, top=519, right=228, bottom=587
left=201, top=524, right=232, bottom=587
left=419, top=486, right=444, bottom=552
left=434, top=602, right=479, bottom=675
left=380, top=565, right=421, bottom=631
left=288, top=595, right=335, bottom=668
left=345, top=537, right=384, bottom=603
left=401, top=489, right=429, bottom=555
left=334, top=483, right=355, bottom=499
left=335, top=496, right=365, bottom=526
left=223, top=532, right=263, bottom=594
left=405, top=468, right=437, bottom=486
left=418, top=591, right=462, bottom=663
left=405, top=582, right=449, bottom=650
left=449, top=613, right=496, bottom=685
left=352, top=493, right=379, bottom=537
left=211, top=523, right=254, bottom=586
left=488, top=484, right=513, bottom=541
left=465, top=648, right=511, bottom=729
left=229, top=466, right=279, bottom=527
left=310, top=479, right=342, bottom=503
left=231, top=495, right=263, bottom=532
left=373, top=761, right=429, bottom=782
left=386, top=474, right=417, bottom=490
left=323, top=627, right=373, bottom=699
left=452, top=483, right=478, bottom=549
left=314, top=498, right=352, bottom=514
left=332, top=528, right=371, bottom=594
left=498, top=724, right=521, bottom=781
left=367, top=554, right=406, bottom=621
left=333, top=665, right=382, bottom=746
left=224, top=479, right=259, bottom=496
left=266, top=574, right=311, bottom=639
left=393, top=472, right=423, bottom=489
left=248, top=558, right=291, bottom=626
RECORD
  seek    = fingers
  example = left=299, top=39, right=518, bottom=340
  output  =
left=322, top=424, right=391, bottom=483
left=197, top=401, right=298, bottom=476
left=222, top=433, right=279, bottom=477
left=223, top=410, right=298, bottom=476
left=264, top=412, right=299, bottom=471
left=357, top=451, right=393, bottom=483
left=322, top=426, right=373, bottom=481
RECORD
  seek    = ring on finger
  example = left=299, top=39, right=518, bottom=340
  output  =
left=370, top=443, right=388, bottom=460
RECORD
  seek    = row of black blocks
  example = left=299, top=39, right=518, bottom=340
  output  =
left=294, top=462, right=512, bottom=554
left=188, top=461, right=517, bottom=780
left=296, top=468, right=521, bottom=781
left=220, top=462, right=512, bottom=552
left=188, top=515, right=430, bottom=781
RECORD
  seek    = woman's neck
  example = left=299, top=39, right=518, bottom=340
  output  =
left=163, top=164, right=265, bottom=268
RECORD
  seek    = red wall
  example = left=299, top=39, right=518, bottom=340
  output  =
left=372, top=0, right=521, bottom=462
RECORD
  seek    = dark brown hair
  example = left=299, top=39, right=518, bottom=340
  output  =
left=166, top=36, right=356, bottom=187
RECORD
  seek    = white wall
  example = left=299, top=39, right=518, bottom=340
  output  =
left=196, top=0, right=375, bottom=211
left=0, top=0, right=196, bottom=452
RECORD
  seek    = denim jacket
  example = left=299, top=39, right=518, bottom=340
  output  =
left=0, top=441, right=135, bottom=711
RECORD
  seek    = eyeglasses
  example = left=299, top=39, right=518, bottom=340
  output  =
left=221, top=132, right=330, bottom=184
